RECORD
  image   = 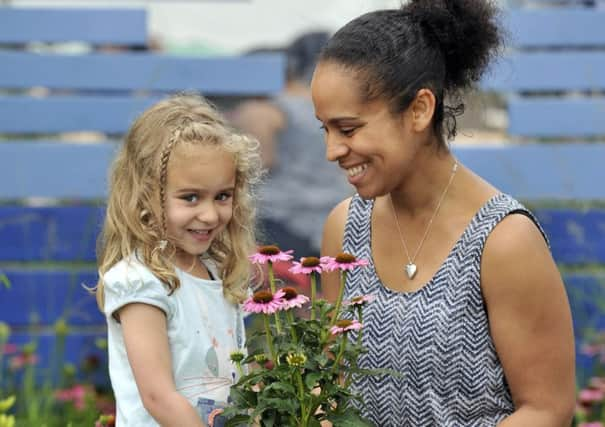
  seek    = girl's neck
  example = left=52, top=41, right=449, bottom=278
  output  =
left=174, top=252, right=211, bottom=280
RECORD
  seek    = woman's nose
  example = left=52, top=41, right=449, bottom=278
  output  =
left=325, top=135, right=349, bottom=162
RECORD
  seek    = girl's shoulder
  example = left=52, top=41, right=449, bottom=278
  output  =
left=103, top=253, right=159, bottom=287
left=102, top=253, right=174, bottom=319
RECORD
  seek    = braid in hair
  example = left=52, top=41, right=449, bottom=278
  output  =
left=158, top=129, right=180, bottom=239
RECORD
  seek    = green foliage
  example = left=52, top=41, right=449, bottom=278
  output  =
left=224, top=257, right=389, bottom=427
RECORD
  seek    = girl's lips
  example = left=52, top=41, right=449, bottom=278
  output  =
left=188, top=229, right=212, bottom=242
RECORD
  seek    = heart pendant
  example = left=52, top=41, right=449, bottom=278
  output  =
left=405, top=263, right=417, bottom=279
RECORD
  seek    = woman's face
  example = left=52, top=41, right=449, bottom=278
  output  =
left=311, top=61, right=420, bottom=199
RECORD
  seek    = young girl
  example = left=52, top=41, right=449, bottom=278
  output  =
left=95, top=94, right=262, bottom=426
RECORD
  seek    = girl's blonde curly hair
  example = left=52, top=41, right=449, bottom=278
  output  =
left=95, top=93, right=262, bottom=310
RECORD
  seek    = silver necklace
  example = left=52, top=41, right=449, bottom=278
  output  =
left=388, top=159, right=459, bottom=280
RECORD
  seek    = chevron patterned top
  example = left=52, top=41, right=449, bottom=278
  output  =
left=343, top=193, right=543, bottom=426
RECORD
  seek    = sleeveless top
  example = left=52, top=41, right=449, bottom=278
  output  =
left=342, top=193, right=545, bottom=427
left=259, top=93, right=351, bottom=251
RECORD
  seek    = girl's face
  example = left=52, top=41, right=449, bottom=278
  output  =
left=311, top=62, right=420, bottom=199
left=164, top=143, right=236, bottom=270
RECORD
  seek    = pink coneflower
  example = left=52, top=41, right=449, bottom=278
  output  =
left=243, top=289, right=285, bottom=314
left=345, top=295, right=376, bottom=307
left=249, top=245, right=294, bottom=264
left=321, top=253, right=369, bottom=272
left=329, top=319, right=363, bottom=336
left=289, top=256, right=323, bottom=275
left=277, top=287, right=310, bottom=311
left=578, top=387, right=605, bottom=404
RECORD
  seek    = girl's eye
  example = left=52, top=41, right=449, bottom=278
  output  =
left=216, top=192, right=232, bottom=202
left=182, top=194, right=198, bottom=203
left=340, top=128, right=355, bottom=136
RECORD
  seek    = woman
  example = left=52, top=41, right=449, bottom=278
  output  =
left=312, top=0, right=575, bottom=425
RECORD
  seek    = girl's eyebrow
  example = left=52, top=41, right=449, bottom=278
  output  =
left=175, top=186, right=235, bottom=194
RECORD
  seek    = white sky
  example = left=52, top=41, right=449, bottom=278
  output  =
left=11, top=0, right=402, bottom=53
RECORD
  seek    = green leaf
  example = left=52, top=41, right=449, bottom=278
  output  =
left=327, top=410, right=374, bottom=426
left=229, top=387, right=257, bottom=408
left=0, top=273, right=10, bottom=289
left=304, top=372, right=322, bottom=389
left=262, top=381, right=297, bottom=397
left=224, top=414, right=251, bottom=427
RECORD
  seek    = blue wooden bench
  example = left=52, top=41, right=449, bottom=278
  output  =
left=472, top=0, right=605, bottom=385
left=0, top=6, right=284, bottom=385
left=1, top=2, right=604, bottom=391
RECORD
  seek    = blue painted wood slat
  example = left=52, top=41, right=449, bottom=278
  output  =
left=0, top=205, right=603, bottom=264
left=0, top=141, right=116, bottom=199
left=506, top=9, right=605, bottom=47
left=0, top=205, right=103, bottom=262
left=0, top=51, right=286, bottom=94
left=0, top=8, right=147, bottom=45
left=0, top=96, right=161, bottom=134
left=536, top=209, right=605, bottom=265
left=0, top=269, right=101, bottom=326
left=482, top=52, right=605, bottom=92
left=1, top=142, right=604, bottom=200
left=453, top=143, right=605, bottom=200
left=508, top=98, right=605, bottom=137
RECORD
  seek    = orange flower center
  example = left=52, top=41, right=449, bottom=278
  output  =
left=258, top=245, right=280, bottom=255
left=335, top=253, right=356, bottom=263
left=335, top=319, right=353, bottom=328
left=281, top=287, right=298, bottom=300
left=301, top=256, right=320, bottom=267
left=252, top=290, right=274, bottom=303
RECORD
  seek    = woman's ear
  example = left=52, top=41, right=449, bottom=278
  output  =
left=410, top=88, right=436, bottom=132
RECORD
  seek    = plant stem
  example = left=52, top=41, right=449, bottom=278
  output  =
left=285, top=310, right=298, bottom=344
left=295, top=370, right=307, bottom=426
left=263, top=315, right=277, bottom=363
left=330, top=335, right=347, bottom=377
left=330, top=271, right=347, bottom=327
left=267, top=262, right=282, bottom=333
left=310, top=273, right=317, bottom=320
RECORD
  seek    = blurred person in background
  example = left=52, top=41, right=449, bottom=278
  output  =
left=231, top=31, right=352, bottom=259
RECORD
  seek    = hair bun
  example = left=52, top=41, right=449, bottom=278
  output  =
left=406, top=0, right=502, bottom=90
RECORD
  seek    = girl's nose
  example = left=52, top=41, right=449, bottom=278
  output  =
left=197, top=202, right=219, bottom=225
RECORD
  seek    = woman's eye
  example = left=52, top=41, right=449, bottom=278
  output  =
left=340, top=128, right=355, bottom=136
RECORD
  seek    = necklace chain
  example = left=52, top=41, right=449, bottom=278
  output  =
left=388, top=159, right=459, bottom=279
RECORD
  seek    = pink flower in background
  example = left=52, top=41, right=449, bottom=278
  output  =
left=277, top=287, right=310, bottom=311
left=578, top=388, right=605, bottom=404
left=54, top=384, right=88, bottom=410
left=330, top=319, right=363, bottom=336
left=1, top=343, right=18, bottom=355
left=578, top=423, right=604, bottom=427
left=249, top=245, right=293, bottom=264
left=289, top=256, right=323, bottom=275
left=243, top=289, right=285, bottom=315
left=9, top=352, right=38, bottom=370
left=321, top=253, right=368, bottom=272
left=345, top=295, right=376, bottom=307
